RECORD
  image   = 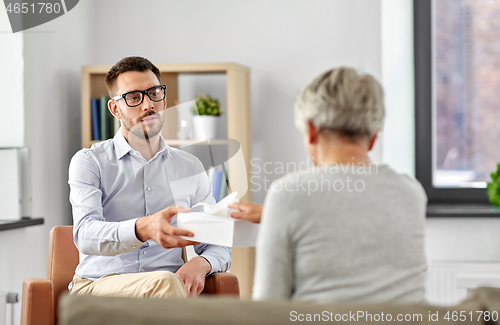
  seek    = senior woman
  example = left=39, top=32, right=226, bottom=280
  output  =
left=234, top=67, right=427, bottom=303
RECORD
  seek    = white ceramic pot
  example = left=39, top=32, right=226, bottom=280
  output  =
left=192, top=115, right=218, bottom=140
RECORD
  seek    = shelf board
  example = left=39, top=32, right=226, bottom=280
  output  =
left=0, top=217, right=44, bottom=231
left=427, top=204, right=500, bottom=217
left=82, top=62, right=249, bottom=75
left=166, top=139, right=230, bottom=146
left=87, top=139, right=230, bottom=148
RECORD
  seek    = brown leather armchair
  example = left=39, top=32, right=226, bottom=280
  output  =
left=21, top=226, right=239, bottom=325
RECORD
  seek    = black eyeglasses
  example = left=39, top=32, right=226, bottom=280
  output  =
left=112, top=85, right=166, bottom=107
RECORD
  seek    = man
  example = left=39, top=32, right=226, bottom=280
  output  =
left=68, top=56, right=231, bottom=298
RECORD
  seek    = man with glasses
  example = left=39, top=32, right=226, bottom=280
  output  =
left=68, top=56, right=231, bottom=299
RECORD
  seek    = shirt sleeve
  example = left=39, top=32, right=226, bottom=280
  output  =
left=69, top=150, right=143, bottom=256
left=253, top=179, right=295, bottom=300
left=191, top=161, right=232, bottom=274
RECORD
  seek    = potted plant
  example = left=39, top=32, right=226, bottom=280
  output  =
left=191, top=94, right=222, bottom=140
left=487, top=164, right=500, bottom=207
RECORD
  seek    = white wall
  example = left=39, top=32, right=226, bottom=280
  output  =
left=2, top=1, right=381, bottom=322
left=92, top=0, right=500, bottom=303
left=92, top=0, right=382, bottom=204
left=0, top=8, right=27, bottom=325
left=379, top=0, right=500, bottom=262
left=4, top=1, right=500, bottom=322
left=0, top=2, right=96, bottom=323
left=381, top=0, right=415, bottom=176
left=0, top=8, right=23, bottom=147
left=380, top=0, right=500, bottom=305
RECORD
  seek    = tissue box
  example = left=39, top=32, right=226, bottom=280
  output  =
left=177, top=212, right=260, bottom=247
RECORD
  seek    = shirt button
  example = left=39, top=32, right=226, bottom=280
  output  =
left=146, top=163, right=149, bottom=166
left=147, top=187, right=151, bottom=191
left=143, top=251, right=146, bottom=255
left=140, top=268, right=144, bottom=272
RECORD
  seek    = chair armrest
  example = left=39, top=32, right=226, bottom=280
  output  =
left=202, top=272, right=239, bottom=296
left=21, top=278, right=54, bottom=325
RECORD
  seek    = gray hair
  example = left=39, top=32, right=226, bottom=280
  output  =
left=294, top=67, right=385, bottom=140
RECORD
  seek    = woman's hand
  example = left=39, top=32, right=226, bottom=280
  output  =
left=228, top=202, right=263, bottom=224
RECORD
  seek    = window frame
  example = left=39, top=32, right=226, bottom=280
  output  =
left=414, top=0, right=489, bottom=205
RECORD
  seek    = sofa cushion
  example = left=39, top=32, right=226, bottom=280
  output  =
left=59, top=291, right=490, bottom=325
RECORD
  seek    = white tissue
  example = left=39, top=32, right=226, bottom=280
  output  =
left=193, top=191, right=239, bottom=218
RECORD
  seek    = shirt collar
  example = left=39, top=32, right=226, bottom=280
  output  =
left=114, top=129, right=173, bottom=160
left=158, top=136, right=173, bottom=159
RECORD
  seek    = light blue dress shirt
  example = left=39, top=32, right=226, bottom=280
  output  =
left=68, top=130, right=231, bottom=282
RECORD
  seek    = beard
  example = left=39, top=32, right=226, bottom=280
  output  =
left=121, top=108, right=165, bottom=140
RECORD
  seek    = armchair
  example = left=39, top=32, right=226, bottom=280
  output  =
left=21, top=226, right=239, bottom=325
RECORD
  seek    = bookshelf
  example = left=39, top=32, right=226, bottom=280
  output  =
left=81, top=62, right=254, bottom=298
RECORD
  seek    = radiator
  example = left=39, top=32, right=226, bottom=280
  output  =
left=0, top=292, right=18, bottom=325
left=426, top=260, right=500, bottom=306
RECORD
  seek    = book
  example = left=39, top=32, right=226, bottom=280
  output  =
left=99, top=96, right=108, bottom=141
left=91, top=98, right=100, bottom=140
left=212, top=170, right=223, bottom=202
left=219, top=170, right=229, bottom=200
left=98, top=96, right=114, bottom=140
left=105, top=97, right=115, bottom=138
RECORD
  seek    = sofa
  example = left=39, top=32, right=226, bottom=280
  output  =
left=58, top=287, right=500, bottom=325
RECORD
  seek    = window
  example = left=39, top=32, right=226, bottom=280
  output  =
left=414, top=0, right=500, bottom=204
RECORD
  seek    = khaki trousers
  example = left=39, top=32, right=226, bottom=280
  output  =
left=70, top=271, right=187, bottom=299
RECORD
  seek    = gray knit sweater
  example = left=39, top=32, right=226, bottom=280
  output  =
left=253, top=164, right=427, bottom=303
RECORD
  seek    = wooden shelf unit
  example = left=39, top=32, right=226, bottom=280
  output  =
left=81, top=62, right=254, bottom=298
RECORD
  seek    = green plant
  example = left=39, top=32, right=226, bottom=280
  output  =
left=192, top=94, right=222, bottom=116
left=487, top=164, right=500, bottom=205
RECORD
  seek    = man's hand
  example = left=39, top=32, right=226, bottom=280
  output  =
left=228, top=202, right=263, bottom=224
left=175, top=256, right=211, bottom=297
left=135, top=205, right=200, bottom=248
